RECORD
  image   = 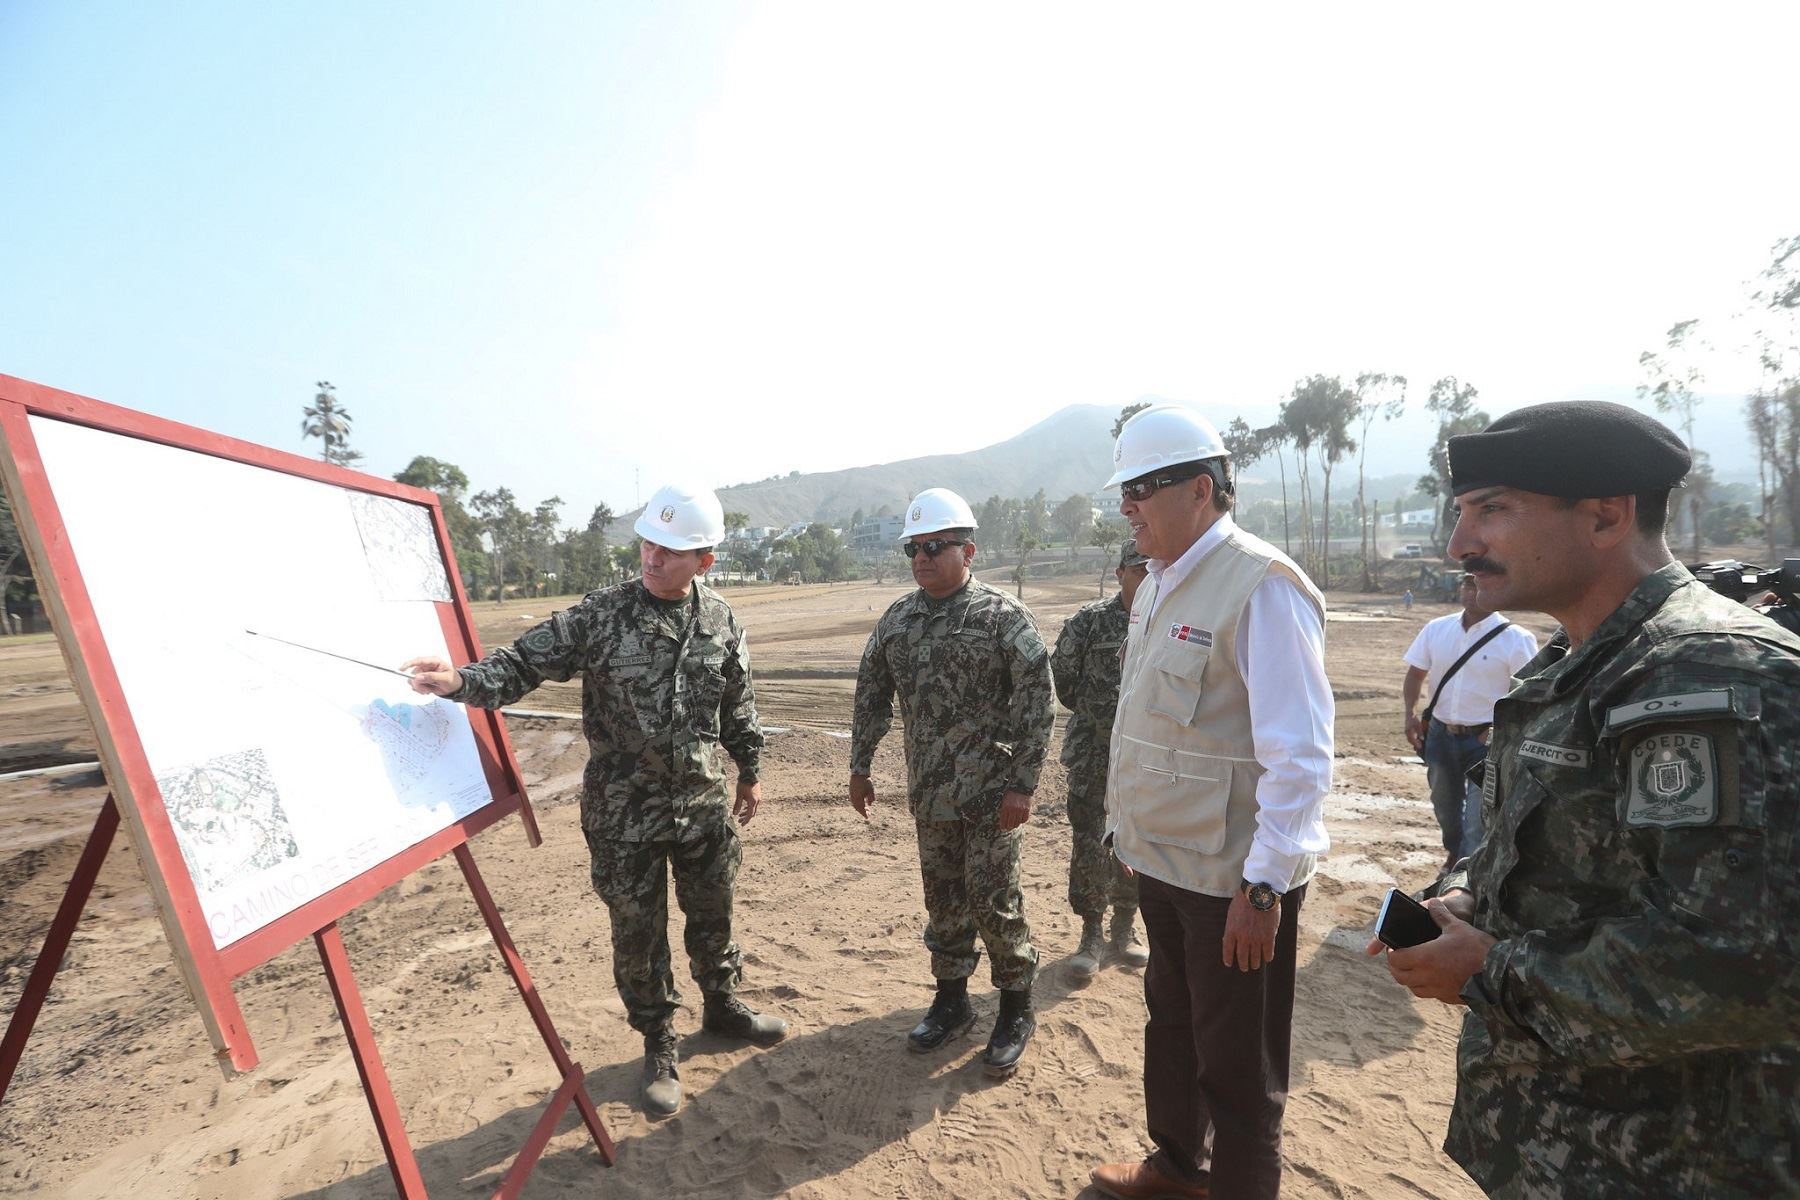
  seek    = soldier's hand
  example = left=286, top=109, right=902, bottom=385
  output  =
left=401, top=657, right=463, bottom=697
left=998, top=790, right=1033, bottom=831
left=848, top=773, right=875, bottom=819
left=733, top=779, right=762, bottom=826
left=1222, top=890, right=1279, bottom=971
left=1365, top=897, right=1496, bottom=1005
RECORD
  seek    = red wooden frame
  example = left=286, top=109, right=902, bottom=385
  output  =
left=0, top=374, right=613, bottom=1192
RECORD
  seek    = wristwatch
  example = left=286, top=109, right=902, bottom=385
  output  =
left=1242, top=880, right=1281, bottom=912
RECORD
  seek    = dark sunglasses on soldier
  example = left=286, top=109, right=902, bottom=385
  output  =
left=1119, top=470, right=1202, bottom=503
left=901, top=538, right=967, bottom=559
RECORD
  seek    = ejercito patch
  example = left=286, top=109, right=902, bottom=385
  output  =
left=1624, top=730, right=1719, bottom=828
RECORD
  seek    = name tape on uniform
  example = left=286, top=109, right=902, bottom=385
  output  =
left=1517, top=739, right=1592, bottom=768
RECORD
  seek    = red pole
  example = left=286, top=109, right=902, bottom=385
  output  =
left=1, top=795, right=119, bottom=1105
left=315, top=923, right=429, bottom=1198
left=455, top=844, right=615, bottom=1164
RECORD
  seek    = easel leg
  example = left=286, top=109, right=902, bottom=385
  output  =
left=0, top=794, right=119, bottom=1106
left=316, top=923, right=429, bottom=1199
left=455, top=843, right=616, bottom=1167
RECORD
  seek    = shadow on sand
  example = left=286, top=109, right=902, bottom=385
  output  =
left=290, top=963, right=1101, bottom=1199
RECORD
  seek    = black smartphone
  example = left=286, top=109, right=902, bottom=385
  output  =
left=1375, top=888, right=1442, bottom=950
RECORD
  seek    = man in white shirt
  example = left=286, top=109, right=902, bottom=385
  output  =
left=1089, top=406, right=1333, bottom=1200
left=1402, top=573, right=1539, bottom=867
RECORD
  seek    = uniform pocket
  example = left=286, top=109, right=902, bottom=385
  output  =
left=1143, top=640, right=1210, bottom=726
left=686, top=651, right=728, bottom=735
left=1124, top=740, right=1231, bottom=855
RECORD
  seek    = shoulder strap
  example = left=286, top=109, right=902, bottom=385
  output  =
left=1422, top=621, right=1510, bottom=720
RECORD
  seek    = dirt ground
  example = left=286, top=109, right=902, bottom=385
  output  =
left=0, top=573, right=1561, bottom=1199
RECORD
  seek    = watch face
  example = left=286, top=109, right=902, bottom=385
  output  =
left=1247, top=883, right=1277, bottom=911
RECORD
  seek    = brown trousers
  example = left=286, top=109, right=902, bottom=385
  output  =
left=1139, top=873, right=1306, bottom=1200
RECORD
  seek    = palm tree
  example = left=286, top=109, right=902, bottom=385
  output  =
left=301, top=382, right=356, bottom=464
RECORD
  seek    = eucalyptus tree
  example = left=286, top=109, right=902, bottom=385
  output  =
left=301, top=381, right=361, bottom=466
left=1282, top=376, right=1358, bottom=584
left=1352, top=372, right=1408, bottom=589
left=1419, top=377, right=1488, bottom=555
left=1052, top=492, right=1094, bottom=563
left=1224, top=417, right=1290, bottom=555
left=1637, top=320, right=1708, bottom=558
left=1088, top=517, right=1128, bottom=594
left=470, top=487, right=527, bottom=602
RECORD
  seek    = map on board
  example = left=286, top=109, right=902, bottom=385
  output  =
left=28, top=414, right=501, bottom=950
left=158, top=749, right=300, bottom=894
left=348, top=491, right=453, bottom=602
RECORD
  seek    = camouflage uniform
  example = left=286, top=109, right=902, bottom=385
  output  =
left=453, top=578, right=763, bottom=1034
left=1441, top=564, right=1800, bottom=1197
left=851, top=576, right=1055, bottom=989
left=1050, top=593, right=1137, bottom=919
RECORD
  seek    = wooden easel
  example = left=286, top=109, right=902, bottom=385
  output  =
left=0, top=794, right=617, bottom=1198
left=0, top=374, right=617, bottom=1196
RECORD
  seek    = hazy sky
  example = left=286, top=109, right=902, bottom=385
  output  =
left=4, top=2, right=1796, bottom=521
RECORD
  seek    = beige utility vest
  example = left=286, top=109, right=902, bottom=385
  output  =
left=1105, top=526, right=1325, bottom=897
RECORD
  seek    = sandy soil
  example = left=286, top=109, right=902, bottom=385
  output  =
left=0, top=574, right=1560, bottom=1199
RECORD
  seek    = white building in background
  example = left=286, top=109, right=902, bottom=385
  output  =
left=1380, top=508, right=1437, bottom=529
left=849, top=514, right=905, bottom=560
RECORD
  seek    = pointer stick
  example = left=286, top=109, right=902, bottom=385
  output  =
left=245, top=630, right=415, bottom=678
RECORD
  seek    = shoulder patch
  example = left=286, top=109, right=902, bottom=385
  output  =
left=1007, top=622, right=1045, bottom=659
left=1518, top=738, right=1591, bottom=768
left=1624, top=729, right=1718, bottom=828
left=1604, top=689, right=1734, bottom=733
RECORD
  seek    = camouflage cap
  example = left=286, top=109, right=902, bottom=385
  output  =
left=1118, top=539, right=1150, bottom=570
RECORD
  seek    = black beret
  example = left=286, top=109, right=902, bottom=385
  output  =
left=1447, top=400, right=1690, bottom=498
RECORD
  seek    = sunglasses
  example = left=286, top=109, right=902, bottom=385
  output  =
left=1119, top=471, right=1201, bottom=503
left=901, top=538, right=967, bottom=559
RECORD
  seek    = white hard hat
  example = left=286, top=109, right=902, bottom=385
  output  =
left=1104, top=404, right=1228, bottom=488
left=634, top=481, right=726, bottom=550
left=899, top=488, right=979, bottom=540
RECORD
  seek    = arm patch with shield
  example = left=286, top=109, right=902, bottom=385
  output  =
left=1607, top=690, right=1744, bottom=830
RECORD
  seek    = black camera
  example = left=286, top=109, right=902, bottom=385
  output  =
left=1688, top=559, right=1800, bottom=636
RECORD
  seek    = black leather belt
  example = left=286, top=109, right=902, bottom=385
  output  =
left=1438, top=721, right=1491, bottom=737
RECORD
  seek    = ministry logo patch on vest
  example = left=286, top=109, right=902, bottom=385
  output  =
left=1625, top=730, right=1718, bottom=828
left=1167, top=623, right=1212, bottom=647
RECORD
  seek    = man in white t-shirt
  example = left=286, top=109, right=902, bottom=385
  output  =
left=1402, top=573, right=1538, bottom=866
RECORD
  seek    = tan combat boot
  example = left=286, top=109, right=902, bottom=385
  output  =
left=1109, top=909, right=1149, bottom=968
left=641, top=1029, right=681, bottom=1116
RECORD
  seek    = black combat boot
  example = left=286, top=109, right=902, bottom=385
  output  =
left=907, top=977, right=977, bottom=1052
left=702, top=991, right=791, bottom=1045
left=982, top=987, right=1035, bottom=1077
left=641, top=1028, right=680, bottom=1116
left=1109, top=908, right=1149, bottom=968
left=1068, top=915, right=1107, bottom=981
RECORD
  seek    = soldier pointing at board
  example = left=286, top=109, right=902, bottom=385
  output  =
left=404, top=481, right=787, bottom=1118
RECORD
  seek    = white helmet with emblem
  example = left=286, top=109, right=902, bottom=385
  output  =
left=634, top=480, right=726, bottom=550
left=899, top=487, right=979, bottom=540
left=1104, top=404, right=1228, bottom=488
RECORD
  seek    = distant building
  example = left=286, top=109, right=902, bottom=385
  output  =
left=849, top=514, right=906, bottom=561
left=1379, top=508, right=1437, bottom=529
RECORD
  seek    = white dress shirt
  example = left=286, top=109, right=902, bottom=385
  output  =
left=1403, top=611, right=1539, bottom=727
left=1147, top=515, right=1333, bottom=892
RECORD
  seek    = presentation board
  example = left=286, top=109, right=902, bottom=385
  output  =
left=0, top=375, right=532, bottom=1072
